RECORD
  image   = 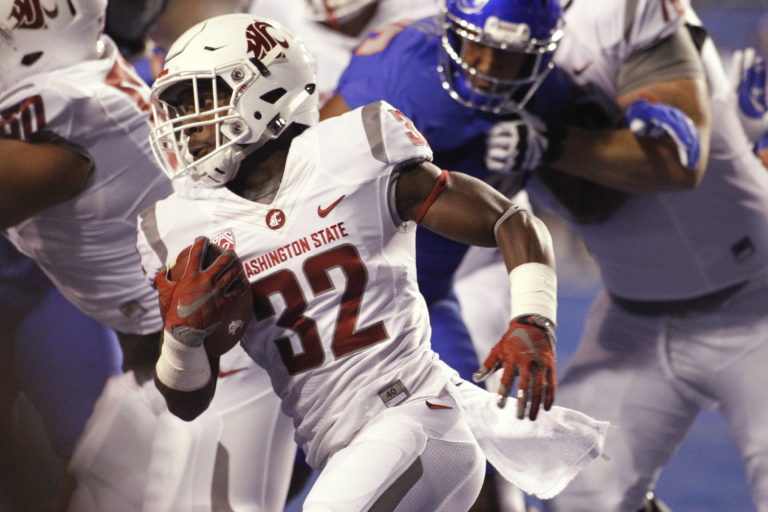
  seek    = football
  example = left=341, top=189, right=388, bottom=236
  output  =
left=169, top=242, right=253, bottom=357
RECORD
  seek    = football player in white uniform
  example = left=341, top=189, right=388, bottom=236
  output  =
left=471, top=0, right=768, bottom=509
left=0, top=1, right=295, bottom=510
left=137, top=13, right=608, bottom=511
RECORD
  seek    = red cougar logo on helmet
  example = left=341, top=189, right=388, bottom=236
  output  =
left=245, top=21, right=289, bottom=60
left=9, top=0, right=59, bottom=30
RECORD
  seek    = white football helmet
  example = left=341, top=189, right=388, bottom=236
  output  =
left=0, top=0, right=107, bottom=90
left=301, top=0, right=378, bottom=25
left=149, top=13, right=318, bottom=187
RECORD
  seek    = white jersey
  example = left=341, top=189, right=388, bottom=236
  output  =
left=2, top=37, right=172, bottom=333
left=528, top=0, right=768, bottom=301
left=248, top=0, right=439, bottom=105
left=136, top=101, right=445, bottom=467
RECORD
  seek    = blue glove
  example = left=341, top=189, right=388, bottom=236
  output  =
left=626, top=98, right=700, bottom=171
left=735, top=48, right=767, bottom=119
left=730, top=48, right=768, bottom=142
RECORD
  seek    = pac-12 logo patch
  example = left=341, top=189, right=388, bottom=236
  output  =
left=210, top=230, right=236, bottom=250
left=266, top=209, right=285, bottom=230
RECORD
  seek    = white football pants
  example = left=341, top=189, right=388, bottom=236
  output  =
left=303, top=390, right=485, bottom=512
left=544, top=271, right=768, bottom=511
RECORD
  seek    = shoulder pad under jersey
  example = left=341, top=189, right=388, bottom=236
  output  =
left=315, top=100, right=433, bottom=183
left=564, top=0, right=687, bottom=62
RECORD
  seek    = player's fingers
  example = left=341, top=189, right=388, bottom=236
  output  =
left=544, top=366, right=556, bottom=411
left=222, top=269, right=249, bottom=297
left=497, top=384, right=510, bottom=409
left=744, top=47, right=756, bottom=71
left=498, top=363, right=518, bottom=409
left=473, top=356, right=501, bottom=383
left=188, top=236, right=209, bottom=272
left=516, top=365, right=531, bottom=419
left=729, top=49, right=744, bottom=85
left=207, top=251, right=241, bottom=284
left=528, top=365, right=544, bottom=421
left=154, top=267, right=176, bottom=306
left=754, top=55, right=767, bottom=93
left=489, top=122, right=515, bottom=138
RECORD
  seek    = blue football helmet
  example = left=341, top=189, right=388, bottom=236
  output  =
left=439, top=0, right=564, bottom=113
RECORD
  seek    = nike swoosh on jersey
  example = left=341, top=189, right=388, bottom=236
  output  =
left=218, top=367, right=248, bottom=378
left=317, top=195, right=346, bottom=218
left=425, top=400, right=453, bottom=410
left=177, top=287, right=221, bottom=318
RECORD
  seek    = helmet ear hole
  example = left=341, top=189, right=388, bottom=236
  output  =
left=260, top=88, right=287, bottom=104
left=21, top=52, right=43, bottom=66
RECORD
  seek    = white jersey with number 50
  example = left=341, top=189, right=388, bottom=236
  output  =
left=1, top=37, right=171, bottom=334
left=136, top=101, right=446, bottom=467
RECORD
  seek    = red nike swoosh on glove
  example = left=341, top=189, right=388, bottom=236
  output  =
left=317, top=195, right=346, bottom=218
left=177, top=287, right=222, bottom=318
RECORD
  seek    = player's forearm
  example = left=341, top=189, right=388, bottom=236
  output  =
left=552, top=76, right=711, bottom=193
left=0, top=140, right=91, bottom=228
left=495, top=210, right=555, bottom=271
left=495, top=209, right=557, bottom=325
left=155, top=374, right=216, bottom=421
left=550, top=126, right=700, bottom=193
left=154, top=331, right=218, bottom=421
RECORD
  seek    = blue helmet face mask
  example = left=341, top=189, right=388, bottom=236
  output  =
left=438, top=0, right=564, bottom=114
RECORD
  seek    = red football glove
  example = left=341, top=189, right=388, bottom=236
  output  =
left=473, top=314, right=557, bottom=420
left=155, top=237, right=249, bottom=349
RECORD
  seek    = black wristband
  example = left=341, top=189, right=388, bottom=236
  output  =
left=542, top=124, right=568, bottom=164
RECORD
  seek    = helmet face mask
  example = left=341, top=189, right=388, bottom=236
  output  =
left=0, top=0, right=108, bottom=90
left=438, top=0, right=564, bottom=114
left=149, top=14, right=319, bottom=187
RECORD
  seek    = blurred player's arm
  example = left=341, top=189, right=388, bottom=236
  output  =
left=396, top=162, right=557, bottom=420
left=548, top=27, right=711, bottom=193
left=320, top=94, right=352, bottom=120
left=0, top=138, right=92, bottom=228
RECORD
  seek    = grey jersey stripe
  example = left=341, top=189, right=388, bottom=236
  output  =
left=362, top=101, right=388, bottom=164
left=368, top=457, right=423, bottom=512
left=139, top=203, right=168, bottom=266
left=624, top=0, right=641, bottom=44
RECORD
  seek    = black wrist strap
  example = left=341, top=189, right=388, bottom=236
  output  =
left=542, top=124, right=568, bottom=164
